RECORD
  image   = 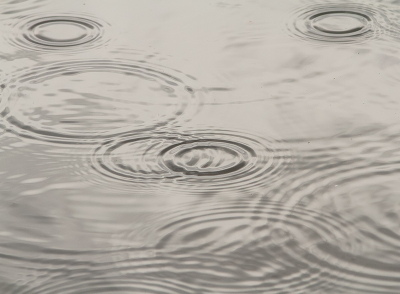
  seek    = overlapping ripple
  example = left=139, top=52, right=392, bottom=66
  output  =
left=112, top=198, right=400, bottom=293
left=0, top=244, right=195, bottom=294
left=1, top=0, right=400, bottom=293
left=4, top=13, right=109, bottom=52
left=0, top=59, right=197, bottom=144
left=263, top=127, right=400, bottom=209
left=287, top=3, right=385, bottom=44
left=88, top=129, right=290, bottom=194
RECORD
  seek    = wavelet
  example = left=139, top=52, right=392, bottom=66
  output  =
left=114, top=198, right=396, bottom=293
left=87, top=128, right=290, bottom=195
left=0, top=59, right=198, bottom=144
left=3, top=13, right=110, bottom=53
left=287, top=3, right=384, bottom=45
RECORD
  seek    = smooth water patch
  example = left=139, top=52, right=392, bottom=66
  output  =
left=0, top=59, right=197, bottom=144
left=4, top=13, right=109, bottom=52
left=88, top=129, right=290, bottom=194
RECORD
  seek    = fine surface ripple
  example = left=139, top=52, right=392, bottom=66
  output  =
left=1, top=0, right=400, bottom=293
left=0, top=244, right=196, bottom=294
left=0, top=59, right=198, bottom=144
left=4, top=13, right=110, bottom=52
left=264, top=128, right=400, bottom=210
left=88, top=129, right=290, bottom=194
left=113, top=198, right=400, bottom=293
left=287, top=3, right=385, bottom=44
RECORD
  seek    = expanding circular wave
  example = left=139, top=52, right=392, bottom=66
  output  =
left=113, top=198, right=400, bottom=293
left=262, top=128, right=400, bottom=209
left=246, top=129, right=400, bottom=293
left=4, top=13, right=110, bottom=52
left=0, top=244, right=195, bottom=294
left=160, top=140, right=254, bottom=177
left=287, top=4, right=383, bottom=44
left=88, top=129, right=290, bottom=194
left=0, top=59, right=198, bottom=144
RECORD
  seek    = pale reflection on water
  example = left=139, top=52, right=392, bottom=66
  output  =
left=1, top=0, right=400, bottom=293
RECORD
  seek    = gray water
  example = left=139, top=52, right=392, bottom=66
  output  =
left=1, top=0, right=400, bottom=293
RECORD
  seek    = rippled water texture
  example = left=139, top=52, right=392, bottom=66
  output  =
left=113, top=199, right=400, bottom=293
left=1, top=0, right=400, bottom=293
left=288, top=4, right=377, bottom=44
left=12, top=14, right=108, bottom=51
left=87, top=129, right=290, bottom=194
left=0, top=58, right=197, bottom=143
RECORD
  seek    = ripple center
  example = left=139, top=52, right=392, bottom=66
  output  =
left=311, top=12, right=369, bottom=35
left=32, top=20, right=88, bottom=42
left=160, top=141, right=253, bottom=176
left=288, top=4, right=379, bottom=44
left=6, top=14, right=110, bottom=52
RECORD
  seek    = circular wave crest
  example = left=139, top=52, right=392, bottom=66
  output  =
left=287, top=4, right=383, bottom=45
left=114, top=199, right=378, bottom=293
left=0, top=59, right=198, bottom=144
left=4, top=13, right=110, bottom=52
left=88, top=129, right=290, bottom=194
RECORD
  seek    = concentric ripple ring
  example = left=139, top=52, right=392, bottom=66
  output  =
left=159, top=139, right=255, bottom=177
left=287, top=4, right=382, bottom=44
left=89, top=129, right=290, bottom=194
left=0, top=59, right=197, bottom=144
left=5, top=13, right=110, bottom=52
left=114, top=199, right=367, bottom=293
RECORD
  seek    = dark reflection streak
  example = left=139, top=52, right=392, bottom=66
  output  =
left=3, top=6, right=41, bottom=14
left=359, top=230, right=400, bottom=249
left=21, top=278, right=195, bottom=294
left=202, top=87, right=235, bottom=92
left=0, top=242, right=150, bottom=256
left=309, top=11, right=371, bottom=21
left=317, top=243, right=400, bottom=278
left=315, top=26, right=365, bottom=35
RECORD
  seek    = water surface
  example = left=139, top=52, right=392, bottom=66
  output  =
left=1, top=0, right=400, bottom=293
